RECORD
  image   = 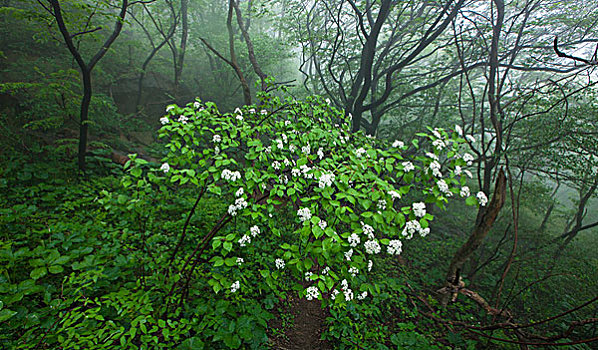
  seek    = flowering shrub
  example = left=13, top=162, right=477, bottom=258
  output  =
left=148, top=90, right=482, bottom=308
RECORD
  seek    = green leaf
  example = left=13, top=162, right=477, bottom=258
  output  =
left=0, top=309, right=17, bottom=322
left=30, top=267, right=47, bottom=280
left=48, top=265, right=64, bottom=274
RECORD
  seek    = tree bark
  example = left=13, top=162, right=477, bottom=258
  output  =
left=440, top=168, right=507, bottom=306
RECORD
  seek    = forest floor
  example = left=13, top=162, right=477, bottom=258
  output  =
left=268, top=297, right=332, bottom=350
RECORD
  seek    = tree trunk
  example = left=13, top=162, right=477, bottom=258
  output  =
left=78, top=70, right=92, bottom=171
left=440, top=168, right=507, bottom=306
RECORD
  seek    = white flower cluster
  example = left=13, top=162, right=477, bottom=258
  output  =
left=463, top=153, right=474, bottom=166
left=392, top=140, right=404, bottom=148
left=194, top=101, right=201, bottom=109
left=228, top=197, right=248, bottom=216
left=389, top=190, right=401, bottom=200
left=357, top=291, right=368, bottom=300
left=432, top=139, right=446, bottom=150
left=318, top=220, right=327, bottom=230
left=387, top=239, right=403, bottom=255
left=160, top=162, right=170, bottom=173
left=364, top=240, right=381, bottom=255
left=317, top=147, right=324, bottom=160
left=297, top=207, right=312, bottom=222
left=368, top=260, right=373, bottom=271
left=319, top=172, right=335, bottom=188
left=361, top=222, right=375, bottom=239
left=412, top=202, right=426, bottom=218
left=377, top=200, right=386, bottom=211
left=222, top=169, right=241, bottom=182
left=272, top=161, right=281, bottom=170
left=275, top=258, right=285, bottom=269
left=178, top=115, right=188, bottom=124
left=302, top=145, right=310, bottom=155
left=429, top=160, right=442, bottom=177
left=306, top=286, right=319, bottom=300
left=455, top=124, right=463, bottom=136
left=160, top=117, right=169, bottom=125
left=166, top=105, right=175, bottom=113
left=305, top=271, right=314, bottom=280
left=348, top=266, right=359, bottom=277
left=460, top=186, right=470, bottom=198
left=236, top=257, right=244, bottom=265
left=432, top=128, right=442, bottom=139
left=250, top=225, right=260, bottom=237
left=402, top=161, right=415, bottom=172
left=402, top=220, right=430, bottom=239
left=355, top=147, right=367, bottom=157
left=300, top=165, right=314, bottom=179
left=437, top=179, right=452, bottom=197
left=344, top=248, right=353, bottom=261
left=230, top=280, right=240, bottom=293
left=235, top=187, right=244, bottom=197
left=213, top=134, right=221, bottom=143
left=340, top=279, right=353, bottom=301
left=322, top=266, right=330, bottom=275
left=348, top=233, right=360, bottom=247
left=275, top=139, right=284, bottom=150
left=238, top=234, right=251, bottom=247
left=477, top=191, right=488, bottom=206
left=455, top=166, right=462, bottom=176
left=426, top=152, right=439, bottom=161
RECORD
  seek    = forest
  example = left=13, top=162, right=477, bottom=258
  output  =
left=1, top=0, right=597, bottom=349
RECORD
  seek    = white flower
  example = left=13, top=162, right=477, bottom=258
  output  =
left=402, top=220, right=421, bottom=239
left=454, top=166, right=462, bottom=176
left=325, top=98, right=331, bottom=104
left=230, top=280, right=240, bottom=293
left=238, top=234, right=251, bottom=247
left=318, top=220, right=327, bottom=230
left=178, top=115, right=188, bottom=124
left=367, top=260, right=373, bottom=272
left=377, top=200, right=387, bottom=211
left=466, top=135, right=476, bottom=143
left=194, top=101, right=201, bottom=109
left=160, top=117, right=169, bottom=125
left=260, top=109, right=267, bottom=115
left=460, top=186, right=470, bottom=198
left=275, top=139, right=284, bottom=150
left=420, top=227, right=430, bottom=237
left=275, top=258, right=285, bottom=269
left=317, top=148, right=324, bottom=160
left=282, top=134, right=288, bottom=143
left=426, top=152, right=439, bottom=161
left=160, top=162, right=170, bottom=173
left=249, top=108, right=256, bottom=114
left=291, top=168, right=301, bottom=177
left=477, top=191, right=488, bottom=206
left=272, top=161, right=281, bottom=170
left=306, top=286, right=320, bottom=300
left=437, top=179, right=452, bottom=196
left=331, top=289, right=339, bottom=300
left=235, top=187, right=244, bottom=197
left=361, top=222, right=375, bottom=239
left=344, top=249, right=353, bottom=261
left=300, top=165, right=313, bottom=179
left=348, top=233, right=360, bottom=247
left=298, top=207, right=312, bottom=222
left=236, top=257, right=244, bottom=265
left=364, top=240, right=381, bottom=255
left=289, top=144, right=296, bottom=153
left=222, top=169, right=241, bottom=182
left=355, top=147, right=367, bottom=157
left=305, top=271, right=314, bottom=280
left=455, top=125, right=463, bottom=136
left=322, top=266, right=330, bottom=275
left=389, top=190, right=401, bottom=200
left=432, top=139, right=446, bottom=150
left=166, top=105, right=175, bottom=112
left=285, top=120, right=291, bottom=126
left=402, top=161, right=415, bottom=172
left=234, top=107, right=242, bottom=115
left=463, top=153, right=474, bottom=166
left=392, top=140, right=404, bottom=148
left=213, top=134, right=221, bottom=143
left=214, top=146, right=220, bottom=155
left=236, top=114, right=243, bottom=121
left=357, top=291, right=368, bottom=300
left=349, top=266, right=359, bottom=277
left=412, top=202, right=426, bottom=218
left=228, top=197, right=248, bottom=217
left=250, top=225, right=260, bottom=237
left=429, top=160, right=442, bottom=177
left=340, top=279, right=353, bottom=301
left=302, top=145, right=310, bottom=155
left=464, top=169, right=473, bottom=178
left=319, top=172, right=335, bottom=188
left=387, top=240, right=402, bottom=255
